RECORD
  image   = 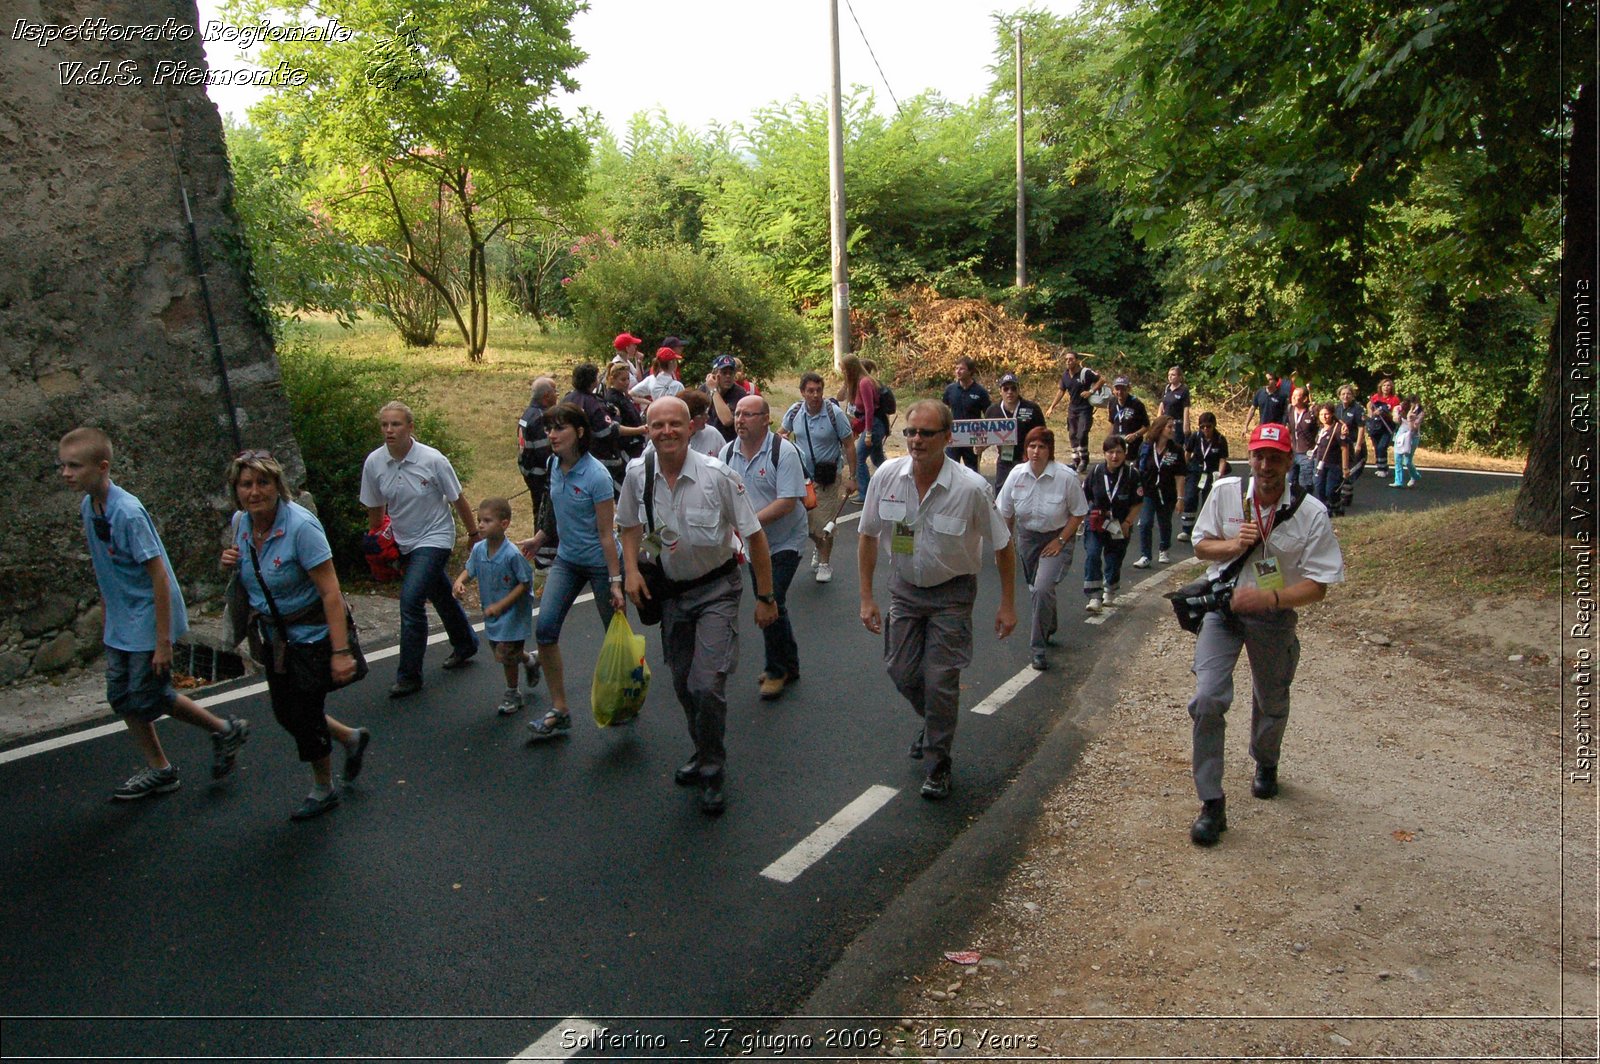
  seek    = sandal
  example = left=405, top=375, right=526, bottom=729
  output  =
left=526, top=710, right=572, bottom=741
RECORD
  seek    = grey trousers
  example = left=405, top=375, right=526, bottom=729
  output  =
left=662, top=569, right=742, bottom=780
left=1016, top=527, right=1071, bottom=653
left=885, top=572, right=977, bottom=774
left=1188, top=608, right=1300, bottom=801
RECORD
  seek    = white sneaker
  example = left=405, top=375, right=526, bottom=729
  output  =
left=1133, top=556, right=1151, bottom=569
left=1085, top=596, right=1103, bottom=614
left=1157, top=550, right=1170, bottom=564
left=1102, top=589, right=1117, bottom=607
left=815, top=563, right=833, bottom=583
left=1176, top=531, right=1190, bottom=542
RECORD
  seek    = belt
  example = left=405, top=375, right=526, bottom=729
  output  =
left=663, top=557, right=738, bottom=598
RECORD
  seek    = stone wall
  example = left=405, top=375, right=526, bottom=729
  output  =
left=0, top=0, right=303, bottom=684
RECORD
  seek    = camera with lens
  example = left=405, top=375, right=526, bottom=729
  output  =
left=1166, top=576, right=1237, bottom=633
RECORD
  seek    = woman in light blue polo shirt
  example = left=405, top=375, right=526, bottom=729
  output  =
left=517, top=403, right=626, bottom=740
left=223, top=451, right=370, bottom=821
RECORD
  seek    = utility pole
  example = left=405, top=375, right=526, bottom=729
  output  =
left=1014, top=24, right=1026, bottom=291
left=828, top=0, right=850, bottom=372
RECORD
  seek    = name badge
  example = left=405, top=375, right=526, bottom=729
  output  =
left=1253, top=556, right=1286, bottom=592
left=891, top=520, right=916, bottom=556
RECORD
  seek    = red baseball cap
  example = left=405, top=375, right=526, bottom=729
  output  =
left=1248, top=423, right=1293, bottom=452
left=654, top=346, right=682, bottom=361
left=613, top=332, right=643, bottom=351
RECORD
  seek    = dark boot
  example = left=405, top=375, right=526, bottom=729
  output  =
left=1252, top=762, right=1280, bottom=799
left=1190, top=798, right=1227, bottom=846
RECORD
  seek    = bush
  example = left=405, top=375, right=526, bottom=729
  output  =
left=565, top=244, right=812, bottom=382
left=276, top=338, right=471, bottom=571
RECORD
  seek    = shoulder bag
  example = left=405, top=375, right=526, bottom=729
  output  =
left=245, top=538, right=369, bottom=692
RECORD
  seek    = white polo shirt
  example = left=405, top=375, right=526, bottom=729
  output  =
left=617, top=447, right=763, bottom=582
left=359, top=439, right=464, bottom=551
left=859, top=455, right=1012, bottom=587
left=1192, top=476, right=1345, bottom=590
left=630, top=371, right=684, bottom=404
left=721, top=432, right=809, bottom=556
left=997, top=461, right=1090, bottom=533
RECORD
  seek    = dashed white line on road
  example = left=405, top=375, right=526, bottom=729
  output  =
left=834, top=510, right=861, bottom=526
left=510, top=1016, right=593, bottom=1061
left=0, top=594, right=596, bottom=766
left=969, top=666, right=1043, bottom=716
left=761, top=784, right=899, bottom=884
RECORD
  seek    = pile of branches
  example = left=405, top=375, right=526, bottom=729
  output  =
left=855, top=286, right=1066, bottom=384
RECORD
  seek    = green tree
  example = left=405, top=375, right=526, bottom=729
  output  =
left=236, top=0, right=592, bottom=361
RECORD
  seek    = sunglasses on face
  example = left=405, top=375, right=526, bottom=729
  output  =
left=902, top=427, right=946, bottom=439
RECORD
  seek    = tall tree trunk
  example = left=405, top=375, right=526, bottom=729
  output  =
left=1515, top=79, right=1596, bottom=534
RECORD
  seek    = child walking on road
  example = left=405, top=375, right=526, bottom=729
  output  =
left=58, top=427, right=249, bottom=799
left=453, top=497, right=538, bottom=716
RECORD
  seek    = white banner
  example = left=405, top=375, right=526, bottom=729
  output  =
left=950, top=417, right=1018, bottom=449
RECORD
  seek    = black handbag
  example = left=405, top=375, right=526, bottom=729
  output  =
left=246, top=538, right=369, bottom=691
left=1166, top=483, right=1306, bottom=634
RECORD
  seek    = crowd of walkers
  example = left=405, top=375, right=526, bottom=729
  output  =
left=59, top=340, right=1387, bottom=829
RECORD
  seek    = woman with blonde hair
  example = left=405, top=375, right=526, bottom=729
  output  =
left=222, top=451, right=370, bottom=820
left=840, top=354, right=883, bottom=495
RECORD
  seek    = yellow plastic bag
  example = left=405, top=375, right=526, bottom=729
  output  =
left=591, top=612, right=650, bottom=727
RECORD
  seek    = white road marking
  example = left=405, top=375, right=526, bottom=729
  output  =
left=509, top=1016, right=592, bottom=1061
left=969, top=666, right=1043, bottom=716
left=761, top=784, right=899, bottom=884
left=0, top=593, right=596, bottom=766
left=834, top=510, right=861, bottom=526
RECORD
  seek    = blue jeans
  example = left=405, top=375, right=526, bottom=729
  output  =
left=1083, top=528, right=1131, bottom=595
left=1290, top=453, right=1315, bottom=493
left=1370, top=423, right=1393, bottom=469
left=749, top=549, right=801, bottom=680
left=535, top=556, right=616, bottom=646
left=1314, top=463, right=1344, bottom=506
left=857, top=415, right=888, bottom=496
left=1139, top=494, right=1175, bottom=557
left=398, top=546, right=479, bottom=684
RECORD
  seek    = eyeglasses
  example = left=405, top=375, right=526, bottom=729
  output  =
left=901, top=427, right=946, bottom=439
left=91, top=514, right=111, bottom=543
left=733, top=410, right=767, bottom=419
left=234, top=449, right=273, bottom=462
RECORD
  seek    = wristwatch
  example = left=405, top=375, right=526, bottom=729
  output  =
left=755, top=592, right=776, bottom=604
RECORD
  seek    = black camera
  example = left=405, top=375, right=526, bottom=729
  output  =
left=1166, top=576, right=1236, bottom=634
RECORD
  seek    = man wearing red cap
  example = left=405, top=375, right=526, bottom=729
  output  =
left=1184, top=422, right=1344, bottom=847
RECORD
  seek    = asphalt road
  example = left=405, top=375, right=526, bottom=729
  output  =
left=0, top=466, right=1518, bottom=1061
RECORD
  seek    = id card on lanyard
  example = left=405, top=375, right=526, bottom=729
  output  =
left=1250, top=493, right=1285, bottom=591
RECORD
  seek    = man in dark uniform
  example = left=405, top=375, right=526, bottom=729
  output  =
left=702, top=354, right=750, bottom=442
left=562, top=363, right=624, bottom=487
left=941, top=357, right=992, bottom=471
left=985, top=373, right=1046, bottom=491
left=1107, top=376, right=1150, bottom=444
left=1046, top=350, right=1101, bottom=472
left=517, top=377, right=560, bottom=572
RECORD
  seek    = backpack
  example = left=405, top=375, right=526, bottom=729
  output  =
left=877, top=384, right=897, bottom=417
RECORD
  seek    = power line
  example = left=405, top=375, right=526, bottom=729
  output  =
left=842, top=0, right=904, bottom=117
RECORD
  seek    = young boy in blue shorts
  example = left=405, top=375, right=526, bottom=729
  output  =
left=452, top=497, right=537, bottom=715
left=58, top=427, right=249, bottom=799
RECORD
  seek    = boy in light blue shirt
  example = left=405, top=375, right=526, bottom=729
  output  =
left=58, top=427, right=249, bottom=800
left=453, top=497, right=537, bottom=715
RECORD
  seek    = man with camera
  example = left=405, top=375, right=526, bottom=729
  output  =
left=781, top=372, right=858, bottom=584
left=1185, top=423, right=1344, bottom=847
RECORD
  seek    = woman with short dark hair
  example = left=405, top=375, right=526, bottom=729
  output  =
left=1082, top=435, right=1143, bottom=613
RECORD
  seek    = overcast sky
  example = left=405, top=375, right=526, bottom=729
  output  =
left=196, top=0, right=1082, bottom=136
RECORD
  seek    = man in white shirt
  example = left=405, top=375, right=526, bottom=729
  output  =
left=360, top=401, right=481, bottom=697
left=722, top=394, right=810, bottom=700
left=619, top=396, right=779, bottom=815
left=1185, top=422, right=1345, bottom=846
left=858, top=399, right=1018, bottom=800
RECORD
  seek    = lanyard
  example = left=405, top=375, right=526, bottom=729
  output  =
left=1102, top=468, right=1125, bottom=506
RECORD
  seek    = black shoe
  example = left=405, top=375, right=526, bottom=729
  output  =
left=388, top=679, right=422, bottom=699
left=674, top=757, right=701, bottom=787
left=920, top=766, right=952, bottom=801
left=343, top=729, right=371, bottom=783
left=1030, top=652, right=1049, bottom=671
left=908, top=728, right=925, bottom=760
left=441, top=648, right=477, bottom=670
left=700, top=778, right=725, bottom=815
left=1190, top=798, right=1227, bottom=846
left=1252, top=763, right=1279, bottom=799
left=290, top=790, right=341, bottom=821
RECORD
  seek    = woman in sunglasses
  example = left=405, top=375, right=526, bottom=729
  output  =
left=222, top=451, right=371, bottom=821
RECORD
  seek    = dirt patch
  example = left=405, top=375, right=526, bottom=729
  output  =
left=866, top=574, right=1585, bottom=1059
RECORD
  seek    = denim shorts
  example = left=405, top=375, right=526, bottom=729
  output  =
left=105, top=648, right=177, bottom=722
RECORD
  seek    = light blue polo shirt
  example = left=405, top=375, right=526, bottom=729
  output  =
left=549, top=453, right=617, bottom=568
left=83, top=483, right=189, bottom=652
left=466, top=537, right=534, bottom=642
left=234, top=501, right=334, bottom=644
left=721, top=433, right=809, bottom=556
left=781, top=399, right=854, bottom=477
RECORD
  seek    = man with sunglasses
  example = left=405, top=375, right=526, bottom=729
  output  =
left=59, top=427, right=249, bottom=800
left=858, top=401, right=1017, bottom=800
